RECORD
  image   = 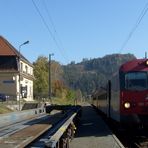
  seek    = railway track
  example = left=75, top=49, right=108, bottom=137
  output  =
left=101, top=119, right=148, bottom=148
left=0, top=105, right=81, bottom=148
left=111, top=128, right=148, bottom=148
left=94, top=107, right=148, bottom=148
left=128, top=130, right=148, bottom=148
left=134, top=136, right=148, bottom=148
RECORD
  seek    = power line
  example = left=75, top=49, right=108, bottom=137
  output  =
left=31, top=0, right=74, bottom=89
left=31, top=0, right=70, bottom=64
left=119, top=2, right=148, bottom=53
left=41, top=0, right=73, bottom=85
left=42, top=0, right=70, bottom=63
left=42, top=0, right=61, bottom=42
left=32, top=0, right=56, bottom=43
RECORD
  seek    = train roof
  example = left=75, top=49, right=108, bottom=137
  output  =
left=120, top=59, right=148, bottom=72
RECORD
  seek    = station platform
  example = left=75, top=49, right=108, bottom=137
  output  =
left=70, top=103, right=124, bottom=148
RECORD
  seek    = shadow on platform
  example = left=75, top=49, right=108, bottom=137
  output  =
left=74, top=105, right=111, bottom=138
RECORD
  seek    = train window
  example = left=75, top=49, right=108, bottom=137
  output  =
left=125, top=72, right=148, bottom=91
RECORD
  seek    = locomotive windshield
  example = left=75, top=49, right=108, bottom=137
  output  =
left=125, top=72, right=148, bottom=91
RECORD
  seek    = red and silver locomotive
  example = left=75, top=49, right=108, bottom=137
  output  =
left=92, top=59, right=148, bottom=127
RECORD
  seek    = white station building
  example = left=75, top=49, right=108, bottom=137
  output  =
left=0, top=36, right=34, bottom=101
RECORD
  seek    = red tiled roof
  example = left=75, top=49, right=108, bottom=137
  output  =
left=0, top=36, right=18, bottom=56
left=0, top=36, right=33, bottom=67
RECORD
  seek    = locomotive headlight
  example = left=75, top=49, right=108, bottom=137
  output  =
left=146, top=60, right=148, bottom=66
left=124, top=102, right=131, bottom=109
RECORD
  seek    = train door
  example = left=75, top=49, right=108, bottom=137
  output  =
left=110, top=72, right=120, bottom=122
left=107, top=80, right=111, bottom=118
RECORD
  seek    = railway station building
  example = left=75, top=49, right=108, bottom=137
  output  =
left=0, top=36, right=34, bottom=101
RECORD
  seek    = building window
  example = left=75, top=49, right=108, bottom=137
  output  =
left=25, top=65, right=28, bottom=74
left=21, top=85, right=27, bottom=98
left=30, top=86, right=32, bottom=96
left=20, top=63, right=23, bottom=72
left=28, top=67, right=32, bottom=75
left=30, top=68, right=32, bottom=75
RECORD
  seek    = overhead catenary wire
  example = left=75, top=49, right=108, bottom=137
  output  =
left=41, top=0, right=74, bottom=87
left=42, top=0, right=64, bottom=49
left=119, top=2, right=148, bottom=53
left=42, top=0, right=70, bottom=63
left=31, top=0, right=70, bottom=64
left=31, top=0, right=73, bottom=88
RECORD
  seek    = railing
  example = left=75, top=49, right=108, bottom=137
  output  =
left=45, top=106, right=81, bottom=148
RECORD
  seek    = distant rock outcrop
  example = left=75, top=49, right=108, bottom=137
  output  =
left=63, top=53, right=136, bottom=94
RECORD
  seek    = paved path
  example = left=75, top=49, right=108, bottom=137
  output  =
left=70, top=103, right=124, bottom=148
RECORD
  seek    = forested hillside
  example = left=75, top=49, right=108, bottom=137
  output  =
left=63, top=54, right=136, bottom=95
left=33, top=53, right=136, bottom=100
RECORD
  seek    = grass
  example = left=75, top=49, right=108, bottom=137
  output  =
left=52, top=97, right=75, bottom=105
left=51, top=97, right=83, bottom=105
left=0, top=103, right=13, bottom=114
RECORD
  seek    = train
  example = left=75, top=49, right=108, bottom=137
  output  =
left=92, top=58, right=148, bottom=127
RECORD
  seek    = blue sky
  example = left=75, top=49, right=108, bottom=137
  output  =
left=0, top=0, right=148, bottom=65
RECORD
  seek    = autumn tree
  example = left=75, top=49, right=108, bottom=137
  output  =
left=33, top=56, right=49, bottom=99
left=33, top=56, right=66, bottom=100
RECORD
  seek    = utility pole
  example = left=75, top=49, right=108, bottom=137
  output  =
left=49, top=53, right=54, bottom=104
left=145, top=52, right=147, bottom=59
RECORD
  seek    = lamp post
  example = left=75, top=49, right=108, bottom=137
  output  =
left=49, top=53, right=54, bottom=104
left=18, top=40, right=29, bottom=111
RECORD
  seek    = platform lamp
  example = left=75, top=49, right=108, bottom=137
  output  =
left=18, top=40, right=29, bottom=111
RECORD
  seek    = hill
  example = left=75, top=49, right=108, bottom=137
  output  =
left=63, top=53, right=136, bottom=95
